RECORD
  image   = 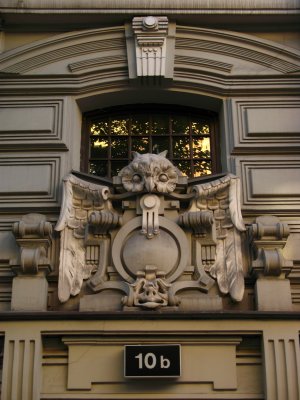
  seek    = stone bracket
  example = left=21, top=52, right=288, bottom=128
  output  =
left=10, top=213, right=53, bottom=275
left=10, top=213, right=53, bottom=311
left=125, top=16, right=176, bottom=82
left=249, top=215, right=293, bottom=277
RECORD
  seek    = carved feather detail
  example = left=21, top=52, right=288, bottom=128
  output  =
left=193, top=174, right=246, bottom=302
left=55, top=174, right=111, bottom=302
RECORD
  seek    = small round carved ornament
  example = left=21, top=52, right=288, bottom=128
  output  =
left=142, top=16, right=158, bottom=30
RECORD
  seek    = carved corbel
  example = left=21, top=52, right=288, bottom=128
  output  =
left=10, top=213, right=53, bottom=311
left=178, top=210, right=215, bottom=290
left=125, top=16, right=175, bottom=81
left=11, top=213, right=53, bottom=276
left=87, top=210, right=122, bottom=291
left=249, top=215, right=293, bottom=278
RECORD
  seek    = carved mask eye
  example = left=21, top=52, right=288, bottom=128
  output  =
left=132, top=174, right=142, bottom=183
left=159, top=173, right=168, bottom=183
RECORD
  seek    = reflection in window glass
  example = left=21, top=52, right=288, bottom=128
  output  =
left=173, top=137, right=190, bottom=159
left=85, top=106, right=217, bottom=178
left=192, top=137, right=211, bottom=158
left=132, top=137, right=149, bottom=153
left=194, top=160, right=212, bottom=177
left=91, top=121, right=109, bottom=136
left=111, top=118, right=129, bottom=135
left=90, top=137, right=109, bottom=158
left=172, top=117, right=189, bottom=135
left=111, top=138, right=128, bottom=158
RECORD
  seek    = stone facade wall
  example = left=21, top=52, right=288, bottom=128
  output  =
left=0, top=1, right=299, bottom=399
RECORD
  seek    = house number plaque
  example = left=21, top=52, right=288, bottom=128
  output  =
left=124, top=345, right=181, bottom=378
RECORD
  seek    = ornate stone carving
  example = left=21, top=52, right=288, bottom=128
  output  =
left=10, top=213, right=53, bottom=311
left=249, top=215, right=292, bottom=277
left=122, top=265, right=176, bottom=310
left=132, top=16, right=168, bottom=78
left=56, top=154, right=247, bottom=311
left=249, top=215, right=293, bottom=311
left=55, top=173, right=116, bottom=302
left=125, top=16, right=175, bottom=81
left=11, top=213, right=52, bottom=275
left=119, top=151, right=181, bottom=193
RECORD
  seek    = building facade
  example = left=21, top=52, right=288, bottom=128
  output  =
left=0, top=1, right=300, bottom=399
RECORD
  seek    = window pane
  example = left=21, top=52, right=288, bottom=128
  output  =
left=90, top=137, right=109, bottom=158
left=193, top=160, right=212, bottom=177
left=172, top=117, right=189, bottom=135
left=173, top=137, right=190, bottom=158
left=131, top=115, right=150, bottom=135
left=111, top=118, right=129, bottom=135
left=152, top=114, right=169, bottom=135
left=152, top=136, right=170, bottom=154
left=91, top=120, right=109, bottom=136
left=111, top=160, right=128, bottom=176
left=89, top=161, right=107, bottom=176
left=84, top=106, right=216, bottom=178
left=111, top=137, right=128, bottom=158
left=173, top=160, right=192, bottom=176
left=191, top=121, right=210, bottom=135
left=192, top=137, right=211, bottom=158
left=132, top=137, right=149, bottom=153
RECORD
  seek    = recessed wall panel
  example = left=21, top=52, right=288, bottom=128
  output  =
left=235, top=156, right=300, bottom=211
left=230, top=99, right=300, bottom=148
left=0, top=99, right=66, bottom=147
left=0, top=154, right=62, bottom=208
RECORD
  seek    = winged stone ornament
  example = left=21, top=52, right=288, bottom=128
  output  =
left=55, top=174, right=121, bottom=303
left=55, top=152, right=246, bottom=310
left=184, top=174, right=246, bottom=302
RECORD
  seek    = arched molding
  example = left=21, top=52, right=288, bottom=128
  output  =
left=0, top=24, right=299, bottom=97
left=0, top=26, right=126, bottom=75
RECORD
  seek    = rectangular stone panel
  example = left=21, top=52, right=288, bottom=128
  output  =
left=0, top=107, right=54, bottom=133
left=230, top=99, right=300, bottom=148
left=0, top=99, right=66, bottom=148
left=1, top=164, right=51, bottom=195
left=246, top=107, right=300, bottom=136
left=64, top=337, right=240, bottom=391
left=235, top=156, right=300, bottom=211
left=0, top=154, right=62, bottom=208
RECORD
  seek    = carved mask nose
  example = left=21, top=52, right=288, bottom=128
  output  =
left=145, top=177, right=155, bottom=192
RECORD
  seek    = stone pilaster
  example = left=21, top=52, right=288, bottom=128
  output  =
left=263, top=327, right=300, bottom=400
left=1, top=329, right=42, bottom=400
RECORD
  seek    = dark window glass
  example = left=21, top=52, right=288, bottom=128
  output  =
left=82, top=105, right=219, bottom=178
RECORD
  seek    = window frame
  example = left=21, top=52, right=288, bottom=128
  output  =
left=81, top=104, right=220, bottom=178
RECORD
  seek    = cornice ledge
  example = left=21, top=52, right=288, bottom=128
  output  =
left=0, top=0, right=300, bottom=14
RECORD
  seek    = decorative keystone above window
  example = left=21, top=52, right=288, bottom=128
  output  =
left=125, top=16, right=175, bottom=81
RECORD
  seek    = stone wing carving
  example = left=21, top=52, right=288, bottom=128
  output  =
left=192, top=174, right=246, bottom=301
left=55, top=174, right=111, bottom=302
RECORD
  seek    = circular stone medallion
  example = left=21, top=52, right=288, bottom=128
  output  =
left=112, top=217, right=188, bottom=283
left=122, top=228, right=178, bottom=277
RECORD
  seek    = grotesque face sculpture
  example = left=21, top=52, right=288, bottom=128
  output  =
left=119, top=151, right=181, bottom=193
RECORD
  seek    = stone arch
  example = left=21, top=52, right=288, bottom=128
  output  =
left=0, top=24, right=299, bottom=97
